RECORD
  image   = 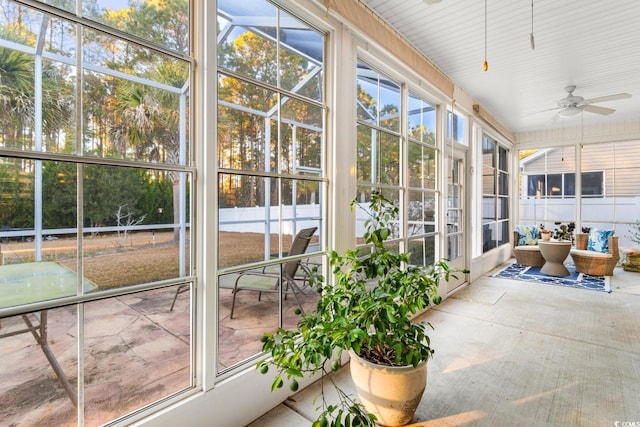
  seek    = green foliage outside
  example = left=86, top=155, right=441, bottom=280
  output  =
left=0, top=160, right=174, bottom=229
left=0, top=1, right=188, bottom=231
left=217, top=27, right=323, bottom=208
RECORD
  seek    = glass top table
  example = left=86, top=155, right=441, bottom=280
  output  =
left=0, top=261, right=95, bottom=309
left=0, top=261, right=97, bottom=407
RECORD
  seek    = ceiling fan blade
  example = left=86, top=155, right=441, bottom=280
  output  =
left=526, top=107, right=560, bottom=116
left=585, top=93, right=632, bottom=104
left=548, top=111, right=562, bottom=123
left=583, top=105, right=615, bottom=115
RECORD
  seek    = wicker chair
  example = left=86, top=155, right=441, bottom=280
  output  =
left=570, top=233, right=620, bottom=276
left=512, top=231, right=545, bottom=267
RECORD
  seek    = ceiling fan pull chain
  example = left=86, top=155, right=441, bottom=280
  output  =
left=530, top=0, right=535, bottom=50
left=483, top=0, right=488, bottom=71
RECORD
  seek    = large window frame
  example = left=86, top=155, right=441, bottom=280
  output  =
left=215, top=0, right=327, bottom=375
left=355, top=59, right=441, bottom=266
left=0, top=1, right=194, bottom=425
left=482, top=134, right=510, bottom=253
left=525, top=171, right=604, bottom=198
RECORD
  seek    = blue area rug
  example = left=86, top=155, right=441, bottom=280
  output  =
left=493, top=263, right=611, bottom=293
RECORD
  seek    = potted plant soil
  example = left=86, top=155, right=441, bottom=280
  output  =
left=258, top=192, right=464, bottom=426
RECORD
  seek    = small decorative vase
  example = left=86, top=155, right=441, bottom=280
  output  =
left=541, top=232, right=551, bottom=241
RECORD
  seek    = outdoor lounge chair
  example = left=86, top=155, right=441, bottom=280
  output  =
left=221, top=227, right=318, bottom=318
left=570, top=233, right=619, bottom=276
left=169, top=227, right=318, bottom=312
left=512, top=229, right=545, bottom=267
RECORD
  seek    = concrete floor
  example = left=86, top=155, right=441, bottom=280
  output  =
left=249, top=265, right=640, bottom=426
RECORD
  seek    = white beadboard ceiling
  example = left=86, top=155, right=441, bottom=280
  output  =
left=360, top=0, right=640, bottom=134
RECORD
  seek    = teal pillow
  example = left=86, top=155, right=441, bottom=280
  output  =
left=587, top=229, right=615, bottom=253
left=515, top=225, right=539, bottom=246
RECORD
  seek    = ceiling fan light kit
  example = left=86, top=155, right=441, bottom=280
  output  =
left=558, top=106, right=582, bottom=117
left=536, top=85, right=633, bottom=120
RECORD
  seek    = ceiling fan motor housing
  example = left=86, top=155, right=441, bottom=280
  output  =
left=557, top=85, right=586, bottom=108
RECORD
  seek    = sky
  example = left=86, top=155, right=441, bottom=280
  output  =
left=95, top=0, right=130, bottom=12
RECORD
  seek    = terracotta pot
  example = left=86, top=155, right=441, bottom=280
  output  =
left=576, top=233, right=588, bottom=250
left=349, top=350, right=427, bottom=426
left=541, top=232, right=551, bottom=241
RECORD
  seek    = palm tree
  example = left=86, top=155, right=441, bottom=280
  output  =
left=110, top=59, right=189, bottom=241
left=0, top=47, right=35, bottom=149
left=0, top=34, right=73, bottom=151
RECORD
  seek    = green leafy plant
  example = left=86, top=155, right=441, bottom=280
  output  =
left=258, top=192, right=463, bottom=427
left=551, top=221, right=575, bottom=242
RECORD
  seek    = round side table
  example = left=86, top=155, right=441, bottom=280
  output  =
left=538, top=241, right=572, bottom=276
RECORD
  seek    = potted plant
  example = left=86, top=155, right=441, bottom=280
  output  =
left=623, top=221, right=640, bottom=272
left=552, top=221, right=575, bottom=242
left=539, top=224, right=551, bottom=241
left=258, top=192, right=463, bottom=427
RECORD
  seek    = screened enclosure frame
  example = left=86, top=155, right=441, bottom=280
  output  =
left=0, top=7, right=192, bottom=281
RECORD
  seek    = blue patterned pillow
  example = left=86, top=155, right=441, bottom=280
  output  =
left=515, top=225, right=539, bottom=246
left=587, top=229, right=615, bottom=253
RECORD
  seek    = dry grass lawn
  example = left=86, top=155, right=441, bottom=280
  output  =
left=0, top=231, right=312, bottom=289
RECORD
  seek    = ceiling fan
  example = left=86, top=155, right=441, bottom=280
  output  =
left=552, top=85, right=632, bottom=118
